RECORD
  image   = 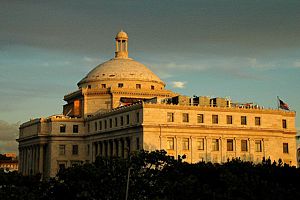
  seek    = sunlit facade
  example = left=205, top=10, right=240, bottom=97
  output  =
left=18, top=31, right=297, bottom=177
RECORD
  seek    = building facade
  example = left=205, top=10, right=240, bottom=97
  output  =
left=18, top=31, right=297, bottom=177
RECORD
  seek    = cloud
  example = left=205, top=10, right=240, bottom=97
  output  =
left=0, top=120, right=19, bottom=154
left=83, top=56, right=103, bottom=64
left=293, top=61, right=300, bottom=68
left=171, top=81, right=186, bottom=88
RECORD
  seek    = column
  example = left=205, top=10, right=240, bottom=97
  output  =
left=118, top=139, right=122, bottom=157
left=39, top=144, right=44, bottom=174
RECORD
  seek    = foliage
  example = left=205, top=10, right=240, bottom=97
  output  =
left=0, top=150, right=300, bottom=199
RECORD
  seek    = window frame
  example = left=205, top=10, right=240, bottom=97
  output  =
left=227, top=115, right=233, bottom=124
left=72, top=145, right=79, bottom=155
left=182, top=113, right=189, bottom=123
left=197, top=114, right=204, bottom=123
left=212, top=115, right=218, bottom=124
left=241, top=116, right=247, bottom=125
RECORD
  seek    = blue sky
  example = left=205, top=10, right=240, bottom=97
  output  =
left=0, top=0, right=300, bottom=153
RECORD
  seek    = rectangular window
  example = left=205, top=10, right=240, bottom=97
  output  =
left=101, top=84, right=106, bottom=88
left=151, top=85, right=155, bottom=90
left=212, top=115, right=218, bottom=124
left=136, top=138, right=140, bottom=150
left=197, top=114, right=204, bottom=123
left=109, top=119, right=112, bottom=128
left=241, top=116, right=247, bottom=125
left=126, top=114, right=130, bottom=124
left=95, top=122, right=97, bottom=131
left=87, top=85, right=91, bottom=89
left=167, top=137, right=174, bottom=150
left=182, top=113, right=189, bottom=122
left=72, top=145, right=78, bottom=155
left=118, top=83, right=123, bottom=88
left=136, top=84, right=141, bottom=89
left=120, top=116, right=124, bottom=126
left=241, top=140, right=248, bottom=152
left=87, top=144, right=90, bottom=156
left=182, top=138, right=189, bottom=150
left=227, top=115, right=232, bottom=124
left=60, top=124, right=66, bottom=133
left=115, top=117, right=118, bottom=127
left=255, top=117, right=261, bottom=126
left=196, top=138, right=204, bottom=150
left=212, top=139, right=219, bottom=151
left=73, top=125, right=79, bottom=133
left=282, top=119, right=287, bottom=129
left=255, top=140, right=262, bottom=152
left=99, top=121, right=102, bottom=130
left=104, top=120, right=107, bottom=129
left=87, top=123, right=90, bottom=132
left=227, top=139, right=234, bottom=151
left=59, top=145, right=65, bottom=155
left=136, top=112, right=140, bottom=123
left=283, top=143, right=289, bottom=153
left=167, top=112, right=174, bottom=122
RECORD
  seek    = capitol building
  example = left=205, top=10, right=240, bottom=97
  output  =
left=18, top=31, right=297, bottom=177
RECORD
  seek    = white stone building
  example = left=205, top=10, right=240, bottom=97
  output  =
left=18, top=31, right=297, bottom=177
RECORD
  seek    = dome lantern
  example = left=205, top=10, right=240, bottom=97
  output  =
left=115, top=30, right=128, bottom=59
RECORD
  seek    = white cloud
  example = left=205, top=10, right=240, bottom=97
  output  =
left=0, top=120, right=19, bottom=154
left=83, top=56, right=103, bottom=63
left=171, top=81, right=186, bottom=88
left=293, top=61, right=300, bottom=68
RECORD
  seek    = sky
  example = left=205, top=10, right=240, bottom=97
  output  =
left=1, top=0, right=300, bottom=154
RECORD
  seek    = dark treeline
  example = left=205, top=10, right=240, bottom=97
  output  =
left=1, top=150, right=300, bottom=200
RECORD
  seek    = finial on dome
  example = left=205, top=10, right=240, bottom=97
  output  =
left=115, top=30, right=128, bottom=58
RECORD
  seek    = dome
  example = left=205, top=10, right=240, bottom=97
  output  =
left=77, top=58, right=165, bottom=87
left=115, top=30, right=128, bottom=39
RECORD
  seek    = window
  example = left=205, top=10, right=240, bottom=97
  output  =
left=241, top=116, right=247, bottom=125
left=118, top=83, right=123, bottom=88
left=255, top=117, right=261, bottom=126
left=115, top=117, right=118, bottom=127
left=120, top=116, right=124, bottom=126
left=58, top=163, right=66, bottom=172
left=72, top=145, right=79, bottom=155
left=136, top=84, right=141, bottom=89
left=182, top=138, right=189, bottom=150
left=282, top=119, right=287, bottom=128
left=197, top=114, right=204, bottom=123
left=87, top=85, right=91, bottom=89
left=151, top=85, right=155, bottom=90
left=73, top=125, right=78, bottom=133
left=59, top=145, right=66, bottom=155
left=126, top=114, right=130, bottom=124
left=60, top=124, right=66, bottom=133
left=241, top=140, right=248, bottom=152
left=212, top=139, right=219, bottom=151
left=196, top=139, right=204, bottom=150
left=212, top=115, right=218, bottom=124
left=227, top=115, right=232, bottom=124
left=136, top=112, right=140, bottom=123
left=283, top=143, right=289, bottom=153
left=87, top=124, right=90, bottom=132
left=227, top=139, right=234, bottom=151
left=87, top=144, right=90, bottom=156
left=104, top=120, right=107, bottom=129
left=255, top=140, right=262, bottom=152
left=99, top=121, right=102, bottom=130
left=182, top=113, right=189, bottom=122
left=167, top=137, right=174, bottom=150
left=109, top=119, right=112, bottom=128
left=167, top=112, right=174, bottom=122
left=95, top=122, right=97, bottom=131
left=136, top=138, right=140, bottom=150
left=101, top=84, right=106, bottom=88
